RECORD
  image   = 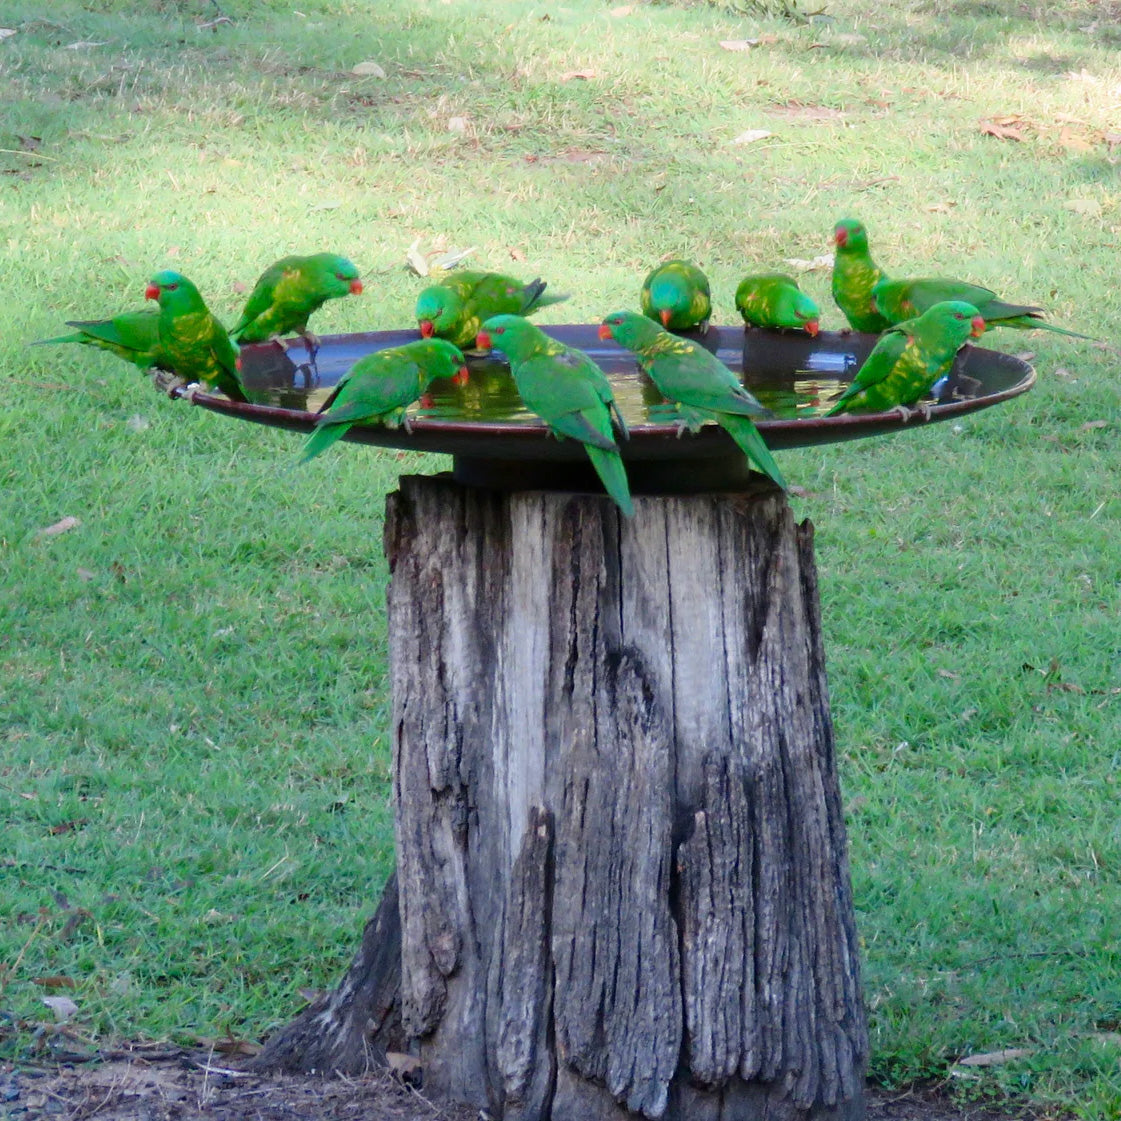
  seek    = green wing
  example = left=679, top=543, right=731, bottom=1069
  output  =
left=646, top=344, right=770, bottom=418
left=514, top=353, right=618, bottom=450
left=33, top=310, right=167, bottom=370
left=825, top=330, right=908, bottom=414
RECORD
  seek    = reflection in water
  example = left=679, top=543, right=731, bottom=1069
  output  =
left=233, top=330, right=982, bottom=425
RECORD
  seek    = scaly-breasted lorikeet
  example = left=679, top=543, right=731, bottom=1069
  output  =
left=31, top=309, right=171, bottom=371
left=872, top=276, right=1092, bottom=339
left=299, top=338, right=468, bottom=464
left=599, top=309, right=786, bottom=491
left=734, top=273, right=821, bottom=335
left=231, top=253, right=363, bottom=348
left=640, top=259, right=712, bottom=332
left=477, top=314, right=633, bottom=517
left=831, top=218, right=891, bottom=334
left=825, top=300, right=985, bottom=419
left=415, top=269, right=568, bottom=349
left=145, top=270, right=247, bottom=402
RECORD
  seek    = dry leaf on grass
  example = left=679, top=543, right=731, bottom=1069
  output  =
left=33, top=976, right=77, bottom=989
left=37, top=516, right=81, bottom=538
left=610, top=4, right=635, bottom=14
left=720, top=39, right=759, bottom=51
left=0, top=28, right=17, bottom=40
left=730, top=129, right=773, bottom=145
left=957, top=1047, right=1033, bottom=1067
left=1080, top=419, right=1108, bottom=431
left=559, top=69, right=596, bottom=81
left=1058, top=127, right=1095, bottom=152
left=351, top=60, right=386, bottom=78
left=783, top=254, right=833, bottom=271
left=1063, top=198, right=1102, bottom=216
left=42, top=996, right=79, bottom=1023
left=979, top=117, right=1029, bottom=141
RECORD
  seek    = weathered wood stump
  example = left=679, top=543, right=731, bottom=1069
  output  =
left=257, top=473, right=866, bottom=1121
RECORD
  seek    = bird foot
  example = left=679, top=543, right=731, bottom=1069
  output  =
left=888, top=404, right=915, bottom=423
left=182, top=383, right=203, bottom=404
left=152, top=370, right=189, bottom=398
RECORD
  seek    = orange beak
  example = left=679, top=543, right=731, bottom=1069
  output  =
left=453, top=366, right=469, bottom=386
left=145, top=283, right=160, bottom=301
left=659, top=309, right=672, bottom=328
left=349, top=278, right=363, bottom=296
left=970, top=315, right=986, bottom=337
left=804, top=319, right=820, bottom=337
left=598, top=324, right=612, bottom=341
left=419, top=320, right=434, bottom=338
left=475, top=330, right=492, bottom=351
left=834, top=227, right=848, bottom=247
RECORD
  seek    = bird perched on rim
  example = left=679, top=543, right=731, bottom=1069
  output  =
left=825, top=300, right=985, bottom=420
left=299, top=338, right=468, bottom=464
left=415, top=269, right=568, bottom=349
left=871, top=276, right=1093, bottom=340
left=599, top=309, right=786, bottom=491
left=640, top=259, right=712, bottom=332
left=31, top=309, right=171, bottom=372
left=734, top=274, right=821, bottom=336
left=831, top=218, right=891, bottom=334
left=476, top=314, right=633, bottom=516
left=145, top=270, right=247, bottom=402
left=230, top=253, right=363, bottom=353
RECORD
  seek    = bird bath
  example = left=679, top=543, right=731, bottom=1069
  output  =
left=183, top=323, right=1035, bottom=1121
left=181, top=323, right=1034, bottom=492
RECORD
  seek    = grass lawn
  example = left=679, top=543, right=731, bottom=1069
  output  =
left=1, top=0, right=1119, bottom=1114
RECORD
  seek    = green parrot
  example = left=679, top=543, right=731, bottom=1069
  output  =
left=831, top=218, right=891, bottom=334
left=599, top=309, right=786, bottom=491
left=734, top=274, right=821, bottom=335
left=640, top=259, right=712, bottom=332
left=31, top=309, right=171, bottom=371
left=872, top=276, right=1093, bottom=340
left=231, top=253, right=363, bottom=349
left=476, top=314, right=633, bottom=517
left=415, top=269, right=568, bottom=349
left=145, top=270, right=247, bottom=402
left=299, top=338, right=468, bottom=464
left=825, top=300, right=985, bottom=419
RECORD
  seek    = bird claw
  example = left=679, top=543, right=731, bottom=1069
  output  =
left=152, top=369, right=189, bottom=398
left=888, top=404, right=915, bottom=423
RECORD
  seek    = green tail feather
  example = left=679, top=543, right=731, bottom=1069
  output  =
left=584, top=445, right=634, bottom=517
left=31, top=332, right=84, bottom=347
left=298, top=422, right=351, bottom=464
left=718, top=413, right=787, bottom=491
left=997, top=315, right=1096, bottom=341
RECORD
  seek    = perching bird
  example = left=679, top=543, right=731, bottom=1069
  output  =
left=640, top=259, right=712, bottom=332
left=476, top=314, right=633, bottom=516
left=231, top=253, right=363, bottom=350
left=145, top=270, right=247, bottom=401
left=599, top=309, right=786, bottom=491
left=872, top=277, right=1093, bottom=340
left=825, top=300, right=985, bottom=419
left=734, top=274, right=821, bottom=335
left=415, top=269, right=568, bottom=349
left=31, top=309, right=171, bottom=372
left=831, top=218, right=891, bottom=334
left=299, top=338, right=468, bottom=464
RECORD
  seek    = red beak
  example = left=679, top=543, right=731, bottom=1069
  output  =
left=598, top=324, right=612, bottom=341
left=805, top=319, right=820, bottom=337
left=419, top=320, right=434, bottom=338
left=145, top=283, right=160, bottom=301
left=349, top=278, right=363, bottom=296
left=453, top=367, right=469, bottom=386
left=970, top=315, right=986, bottom=337
left=235, top=357, right=242, bottom=371
left=659, top=309, right=672, bottom=328
left=475, top=330, right=492, bottom=351
left=834, top=227, right=848, bottom=247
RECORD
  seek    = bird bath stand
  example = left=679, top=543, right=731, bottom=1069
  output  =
left=179, top=327, right=1033, bottom=1121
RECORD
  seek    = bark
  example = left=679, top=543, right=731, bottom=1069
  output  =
left=375, top=476, right=866, bottom=1121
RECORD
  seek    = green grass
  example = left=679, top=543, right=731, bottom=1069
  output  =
left=1, top=0, right=1120, bottom=1113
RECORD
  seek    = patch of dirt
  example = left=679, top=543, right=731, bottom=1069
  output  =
left=0, top=1051, right=1058, bottom=1121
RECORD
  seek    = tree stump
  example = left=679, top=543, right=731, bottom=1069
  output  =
left=257, top=473, right=866, bottom=1121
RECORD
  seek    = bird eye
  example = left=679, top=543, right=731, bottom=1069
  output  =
left=166, top=283, right=178, bottom=291
left=335, top=273, right=346, bottom=281
left=495, top=327, right=505, bottom=335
